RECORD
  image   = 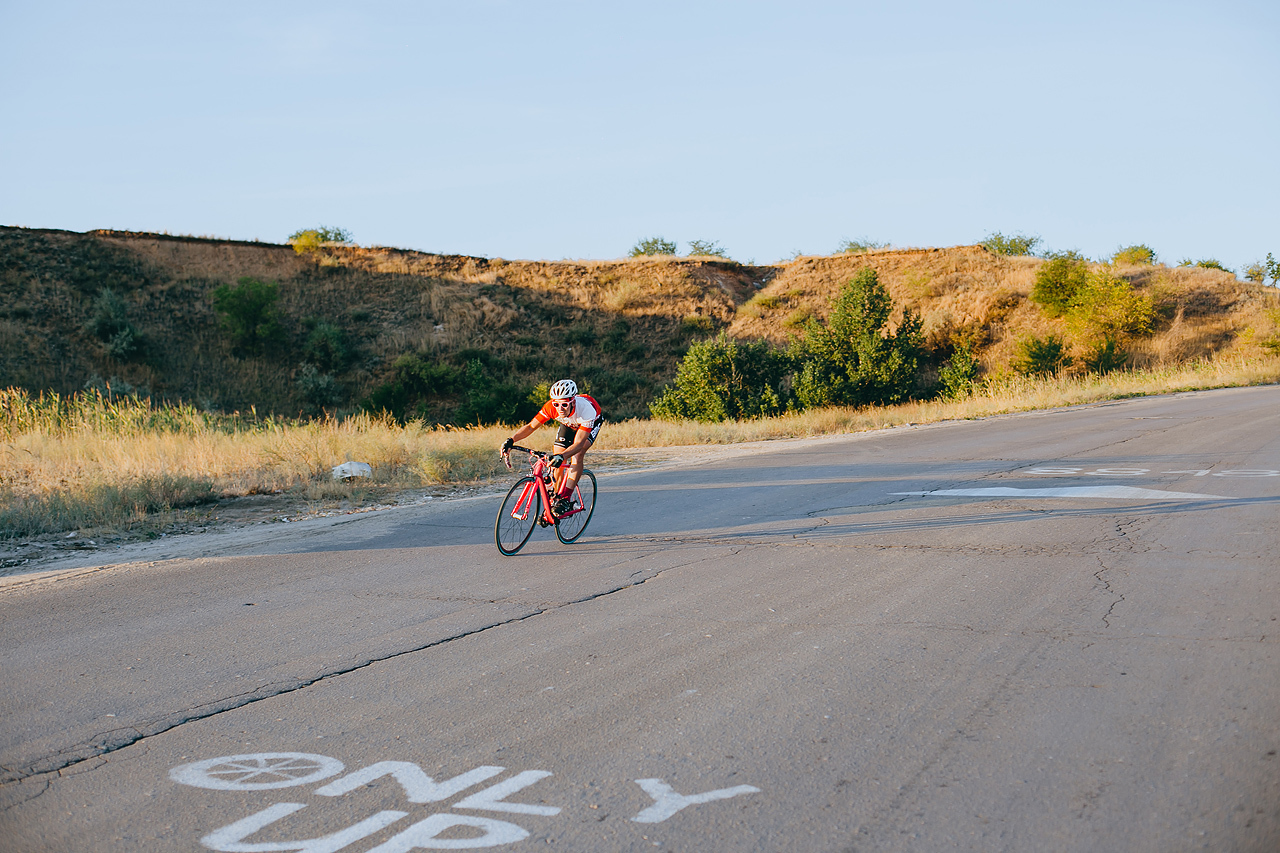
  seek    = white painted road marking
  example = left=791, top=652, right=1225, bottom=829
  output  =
left=315, top=763, right=505, bottom=803
left=453, top=770, right=561, bottom=816
left=172, top=753, right=344, bottom=791
left=894, top=486, right=1232, bottom=500
left=630, top=778, right=762, bottom=823
left=367, top=814, right=530, bottom=851
left=178, top=754, right=761, bottom=848
left=1024, top=467, right=1278, bottom=477
left=201, top=802, right=407, bottom=852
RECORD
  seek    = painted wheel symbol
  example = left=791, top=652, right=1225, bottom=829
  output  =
left=169, top=752, right=343, bottom=790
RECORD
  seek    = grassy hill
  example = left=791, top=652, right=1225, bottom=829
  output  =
left=2, top=226, right=1277, bottom=422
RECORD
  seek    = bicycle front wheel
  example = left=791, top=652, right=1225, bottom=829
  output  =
left=555, top=469, right=597, bottom=544
left=496, top=477, right=540, bottom=556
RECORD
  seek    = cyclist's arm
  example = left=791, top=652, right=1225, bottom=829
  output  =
left=560, top=426, right=594, bottom=459
left=509, top=419, right=542, bottom=444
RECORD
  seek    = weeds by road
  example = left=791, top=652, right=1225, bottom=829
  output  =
left=3, top=353, right=1278, bottom=543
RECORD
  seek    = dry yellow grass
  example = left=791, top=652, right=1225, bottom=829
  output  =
left=4, top=352, right=1277, bottom=538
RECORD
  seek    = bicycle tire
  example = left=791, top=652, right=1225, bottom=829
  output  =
left=555, top=469, right=597, bottom=544
left=496, top=477, right=540, bottom=555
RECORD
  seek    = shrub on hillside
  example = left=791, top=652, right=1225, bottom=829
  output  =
left=1082, top=337, right=1128, bottom=375
left=1257, top=253, right=1280, bottom=287
left=301, top=320, right=350, bottom=373
left=1112, top=244, right=1157, bottom=265
left=649, top=333, right=790, bottom=422
left=981, top=232, right=1041, bottom=257
left=938, top=343, right=980, bottom=399
left=288, top=226, right=352, bottom=254
left=296, top=364, right=343, bottom=413
left=790, top=268, right=923, bottom=409
left=452, top=359, right=539, bottom=426
left=362, top=353, right=461, bottom=421
left=1012, top=335, right=1072, bottom=376
left=85, top=288, right=144, bottom=361
left=361, top=354, right=537, bottom=426
left=836, top=238, right=888, bottom=254
left=629, top=237, right=677, bottom=257
left=1031, top=251, right=1089, bottom=317
left=1179, top=258, right=1233, bottom=273
left=686, top=239, right=730, bottom=259
left=1065, top=270, right=1155, bottom=344
left=211, top=277, right=285, bottom=354
left=1243, top=260, right=1268, bottom=285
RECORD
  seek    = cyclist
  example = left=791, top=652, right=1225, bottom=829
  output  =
left=502, top=379, right=603, bottom=517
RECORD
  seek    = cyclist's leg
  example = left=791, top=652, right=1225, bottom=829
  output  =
left=560, top=451, right=585, bottom=494
left=552, top=424, right=575, bottom=495
left=558, top=418, right=601, bottom=497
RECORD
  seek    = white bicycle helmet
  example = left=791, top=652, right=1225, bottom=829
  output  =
left=549, top=378, right=578, bottom=400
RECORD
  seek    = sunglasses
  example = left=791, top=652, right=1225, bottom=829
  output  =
left=552, top=399, right=574, bottom=409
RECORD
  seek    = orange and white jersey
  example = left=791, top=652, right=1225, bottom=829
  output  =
left=534, top=394, right=602, bottom=430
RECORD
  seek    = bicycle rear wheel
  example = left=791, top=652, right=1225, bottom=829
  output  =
left=496, top=477, right=540, bottom=555
left=555, top=469, right=597, bottom=544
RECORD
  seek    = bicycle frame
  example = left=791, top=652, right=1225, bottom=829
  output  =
left=503, top=447, right=585, bottom=527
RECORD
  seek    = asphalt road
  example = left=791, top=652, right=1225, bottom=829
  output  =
left=1, top=386, right=1278, bottom=852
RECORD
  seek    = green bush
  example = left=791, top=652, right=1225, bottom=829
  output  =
left=1112, top=244, right=1156, bottom=265
left=790, top=268, right=923, bottom=409
left=938, top=343, right=980, bottom=399
left=686, top=239, right=730, bottom=259
left=301, top=321, right=350, bottom=372
left=1266, top=253, right=1279, bottom=286
left=1179, top=258, right=1233, bottom=273
left=453, top=359, right=538, bottom=426
left=361, top=353, right=537, bottom=425
left=1012, top=335, right=1073, bottom=376
left=981, top=232, right=1041, bottom=256
left=82, top=375, right=145, bottom=402
left=361, top=354, right=461, bottom=421
left=1066, top=270, right=1155, bottom=343
left=836, top=238, right=888, bottom=254
left=1082, top=337, right=1128, bottom=375
left=211, top=277, right=285, bottom=355
left=85, top=288, right=144, bottom=361
left=296, top=364, right=343, bottom=413
left=1031, top=251, right=1089, bottom=317
left=629, top=237, right=677, bottom=257
left=1243, top=260, right=1268, bottom=285
left=288, top=226, right=352, bottom=254
left=649, top=333, right=790, bottom=422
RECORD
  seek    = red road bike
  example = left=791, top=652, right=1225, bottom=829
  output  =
left=495, top=445, right=597, bottom=555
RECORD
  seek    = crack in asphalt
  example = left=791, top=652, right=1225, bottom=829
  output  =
left=0, top=541, right=737, bottom=799
left=1094, top=555, right=1126, bottom=629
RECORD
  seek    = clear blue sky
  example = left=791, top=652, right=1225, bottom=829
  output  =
left=2, top=1, right=1276, bottom=270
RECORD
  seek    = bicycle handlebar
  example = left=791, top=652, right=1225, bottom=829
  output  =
left=501, top=444, right=549, bottom=471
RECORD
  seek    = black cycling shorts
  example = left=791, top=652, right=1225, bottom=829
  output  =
left=555, top=417, right=604, bottom=450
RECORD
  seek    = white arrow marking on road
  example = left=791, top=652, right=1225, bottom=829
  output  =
left=893, top=486, right=1233, bottom=500
left=630, top=778, right=761, bottom=823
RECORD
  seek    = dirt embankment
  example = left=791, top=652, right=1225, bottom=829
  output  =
left=729, top=245, right=1279, bottom=374
left=2, top=227, right=1276, bottom=418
